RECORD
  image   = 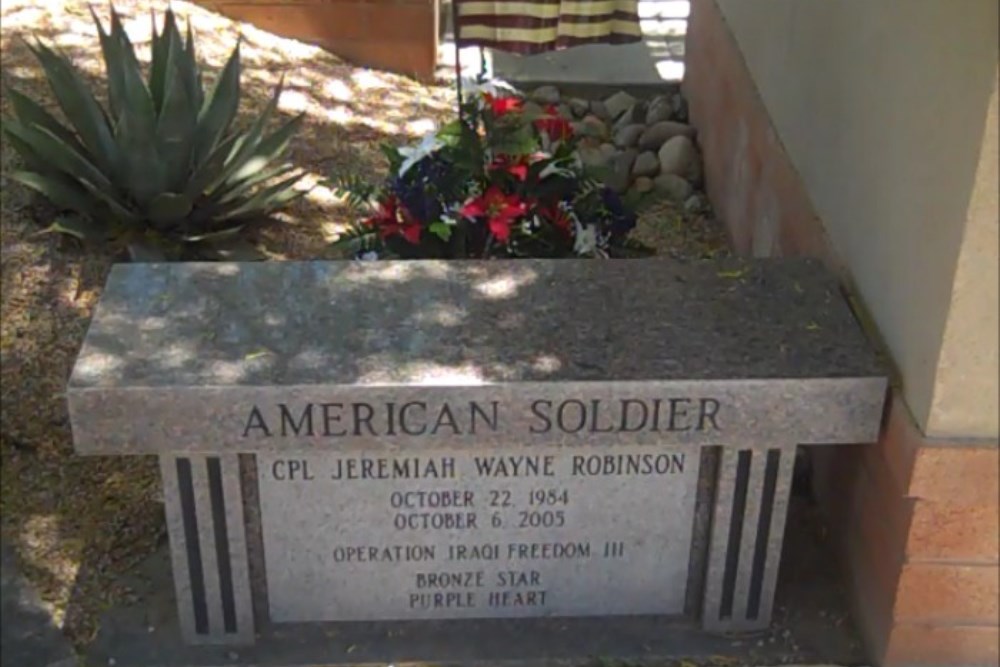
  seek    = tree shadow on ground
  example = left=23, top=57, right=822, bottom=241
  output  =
left=0, top=0, right=459, bottom=647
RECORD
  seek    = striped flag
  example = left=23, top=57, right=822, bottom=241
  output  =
left=455, top=0, right=642, bottom=54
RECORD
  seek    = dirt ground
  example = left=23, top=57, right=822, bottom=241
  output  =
left=0, top=0, right=728, bottom=649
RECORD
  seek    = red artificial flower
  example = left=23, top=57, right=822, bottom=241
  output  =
left=483, top=92, right=523, bottom=117
left=364, top=195, right=421, bottom=244
left=488, top=154, right=529, bottom=181
left=460, top=186, right=527, bottom=242
left=540, top=203, right=573, bottom=235
left=533, top=105, right=574, bottom=142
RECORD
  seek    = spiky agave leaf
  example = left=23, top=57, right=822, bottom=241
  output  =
left=3, top=4, right=303, bottom=260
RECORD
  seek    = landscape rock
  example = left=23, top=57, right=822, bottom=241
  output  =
left=612, top=101, right=648, bottom=133
left=578, top=146, right=611, bottom=170
left=599, top=143, right=618, bottom=159
left=569, top=98, right=590, bottom=119
left=531, top=85, right=561, bottom=105
left=658, top=135, right=702, bottom=183
left=613, top=124, right=645, bottom=149
left=581, top=114, right=609, bottom=140
left=653, top=174, right=694, bottom=202
left=645, top=95, right=673, bottom=125
left=670, top=92, right=689, bottom=122
left=631, top=151, right=660, bottom=178
left=638, top=121, right=696, bottom=151
left=589, top=100, right=611, bottom=121
left=522, top=100, right=544, bottom=118
left=685, top=193, right=708, bottom=214
left=631, top=176, right=654, bottom=194
left=608, top=148, right=638, bottom=193
left=575, top=134, right=602, bottom=151
left=603, top=90, right=637, bottom=120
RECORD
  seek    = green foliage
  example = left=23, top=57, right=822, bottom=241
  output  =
left=2, top=5, right=306, bottom=260
left=328, top=172, right=377, bottom=214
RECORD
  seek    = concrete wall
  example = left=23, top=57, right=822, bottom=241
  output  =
left=714, top=0, right=999, bottom=439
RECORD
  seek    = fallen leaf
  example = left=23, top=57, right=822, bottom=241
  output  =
left=717, top=269, right=746, bottom=279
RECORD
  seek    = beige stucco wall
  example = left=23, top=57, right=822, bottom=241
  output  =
left=715, top=0, right=999, bottom=439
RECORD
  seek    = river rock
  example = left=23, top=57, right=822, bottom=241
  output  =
left=523, top=100, right=544, bottom=118
left=685, top=193, right=708, bottom=214
left=631, top=176, right=654, bottom=194
left=569, top=98, right=590, bottom=119
left=671, top=92, right=689, bottom=122
left=531, top=85, right=561, bottom=105
left=590, top=100, right=611, bottom=121
left=613, top=124, right=645, bottom=149
left=645, top=95, right=673, bottom=125
left=653, top=174, right=694, bottom=202
left=581, top=114, right=609, bottom=140
left=614, top=101, right=648, bottom=131
left=599, top=143, right=618, bottom=159
left=638, top=121, right=696, bottom=151
left=603, top=90, right=637, bottom=120
left=578, top=146, right=611, bottom=170
left=631, top=151, right=660, bottom=178
left=608, top=148, right=638, bottom=193
left=658, top=135, right=701, bottom=183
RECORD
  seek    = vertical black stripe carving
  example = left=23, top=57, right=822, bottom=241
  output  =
left=747, top=449, right=781, bottom=619
left=719, top=450, right=751, bottom=619
left=207, top=457, right=238, bottom=633
left=177, top=458, right=208, bottom=634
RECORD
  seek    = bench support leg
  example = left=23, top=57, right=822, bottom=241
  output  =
left=160, top=453, right=255, bottom=645
left=701, top=446, right=796, bottom=632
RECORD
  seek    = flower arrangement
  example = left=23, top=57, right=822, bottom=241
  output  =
left=330, top=80, right=650, bottom=260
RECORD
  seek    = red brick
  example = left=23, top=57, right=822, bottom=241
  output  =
left=895, top=563, right=999, bottom=624
left=878, top=392, right=999, bottom=506
left=908, top=499, right=1000, bottom=562
left=885, top=623, right=1000, bottom=667
left=911, top=446, right=999, bottom=506
left=683, top=0, right=840, bottom=270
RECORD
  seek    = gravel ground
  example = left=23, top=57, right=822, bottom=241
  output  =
left=0, top=0, right=729, bottom=650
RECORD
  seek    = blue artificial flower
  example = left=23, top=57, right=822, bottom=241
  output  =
left=600, top=187, right=637, bottom=236
left=388, top=154, right=452, bottom=223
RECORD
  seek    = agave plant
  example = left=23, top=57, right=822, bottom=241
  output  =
left=2, top=6, right=306, bottom=260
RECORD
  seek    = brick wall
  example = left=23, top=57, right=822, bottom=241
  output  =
left=682, top=1, right=1000, bottom=664
left=198, top=0, right=439, bottom=79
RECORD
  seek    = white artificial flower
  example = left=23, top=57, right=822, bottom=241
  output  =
left=573, top=221, right=598, bottom=256
left=460, top=76, right=517, bottom=102
left=539, top=158, right=576, bottom=180
left=397, top=130, right=443, bottom=176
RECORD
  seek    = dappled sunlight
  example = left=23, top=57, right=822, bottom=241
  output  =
left=0, top=0, right=460, bottom=642
left=357, top=361, right=492, bottom=386
left=1, top=0, right=459, bottom=249
left=409, top=303, right=468, bottom=328
left=20, top=514, right=82, bottom=628
left=473, top=268, right=540, bottom=300
left=339, top=261, right=455, bottom=286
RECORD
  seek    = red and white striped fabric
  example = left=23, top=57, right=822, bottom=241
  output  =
left=454, top=0, right=642, bottom=54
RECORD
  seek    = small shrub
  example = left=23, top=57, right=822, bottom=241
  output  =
left=330, top=80, right=652, bottom=260
left=3, top=6, right=305, bottom=260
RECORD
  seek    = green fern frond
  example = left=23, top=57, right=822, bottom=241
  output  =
left=328, top=172, right=377, bottom=213
left=328, top=220, right=380, bottom=258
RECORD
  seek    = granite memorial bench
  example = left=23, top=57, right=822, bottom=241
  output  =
left=67, top=258, right=887, bottom=650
